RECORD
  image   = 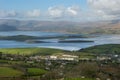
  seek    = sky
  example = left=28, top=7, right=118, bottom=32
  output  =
left=0, top=0, right=120, bottom=21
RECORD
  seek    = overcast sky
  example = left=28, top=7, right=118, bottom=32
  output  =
left=0, top=0, right=120, bottom=21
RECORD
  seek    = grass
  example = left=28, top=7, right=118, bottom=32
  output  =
left=0, top=48, right=66, bottom=55
left=27, top=68, right=47, bottom=76
left=64, top=78, right=95, bottom=80
left=80, top=44, right=120, bottom=54
left=0, top=67, right=23, bottom=77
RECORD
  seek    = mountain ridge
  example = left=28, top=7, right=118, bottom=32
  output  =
left=0, top=19, right=120, bottom=34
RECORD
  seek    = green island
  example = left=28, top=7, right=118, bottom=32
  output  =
left=0, top=44, right=120, bottom=80
left=0, top=34, right=92, bottom=42
left=58, top=40, right=94, bottom=43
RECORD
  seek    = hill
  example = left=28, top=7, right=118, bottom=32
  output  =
left=79, top=44, right=120, bottom=54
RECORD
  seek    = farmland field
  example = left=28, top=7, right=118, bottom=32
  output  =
left=0, top=67, right=23, bottom=77
left=27, top=68, right=47, bottom=76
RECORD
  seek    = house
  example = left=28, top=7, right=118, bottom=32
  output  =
left=60, top=57, right=74, bottom=61
left=97, top=56, right=111, bottom=61
left=58, top=54, right=78, bottom=61
left=49, top=55, right=57, bottom=60
left=48, top=54, right=79, bottom=61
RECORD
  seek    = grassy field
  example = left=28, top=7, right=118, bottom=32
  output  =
left=27, top=68, right=47, bottom=76
left=0, top=67, right=23, bottom=77
left=0, top=48, right=66, bottom=55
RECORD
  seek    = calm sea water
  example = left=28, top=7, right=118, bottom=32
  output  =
left=0, top=31, right=120, bottom=51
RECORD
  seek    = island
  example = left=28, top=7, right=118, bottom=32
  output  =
left=58, top=40, right=94, bottom=43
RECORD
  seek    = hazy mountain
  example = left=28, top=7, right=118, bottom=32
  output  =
left=0, top=24, right=17, bottom=31
left=0, top=19, right=120, bottom=34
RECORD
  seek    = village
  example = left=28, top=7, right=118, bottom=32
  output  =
left=1, top=52, right=120, bottom=64
left=0, top=50, right=120, bottom=80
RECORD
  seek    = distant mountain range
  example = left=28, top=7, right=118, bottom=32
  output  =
left=0, top=19, right=120, bottom=34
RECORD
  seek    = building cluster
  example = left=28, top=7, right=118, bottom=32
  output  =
left=0, top=52, right=120, bottom=63
left=30, top=54, right=79, bottom=61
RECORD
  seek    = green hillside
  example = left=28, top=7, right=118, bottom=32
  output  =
left=0, top=48, right=66, bottom=55
left=80, top=44, right=120, bottom=54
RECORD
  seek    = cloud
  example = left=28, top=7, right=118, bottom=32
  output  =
left=87, top=0, right=120, bottom=20
left=66, top=6, right=80, bottom=16
left=25, top=9, right=41, bottom=17
left=47, top=6, right=80, bottom=19
left=0, top=10, right=17, bottom=18
left=0, top=9, right=41, bottom=19
left=0, top=6, right=81, bottom=20
left=1, top=1, right=120, bottom=21
left=48, top=6, right=64, bottom=18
